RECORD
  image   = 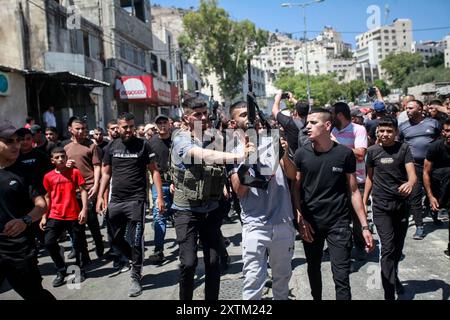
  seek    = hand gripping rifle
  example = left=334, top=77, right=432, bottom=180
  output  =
left=209, top=85, right=221, bottom=130
left=236, top=59, right=270, bottom=189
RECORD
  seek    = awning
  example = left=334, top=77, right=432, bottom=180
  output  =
left=27, top=71, right=109, bottom=88
left=115, top=75, right=178, bottom=106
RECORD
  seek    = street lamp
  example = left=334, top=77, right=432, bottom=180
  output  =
left=281, top=0, right=325, bottom=108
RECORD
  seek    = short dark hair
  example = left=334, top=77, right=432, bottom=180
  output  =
left=229, top=101, right=247, bottom=118
left=94, top=127, right=104, bottom=133
left=377, top=116, right=398, bottom=130
left=26, top=116, right=34, bottom=124
left=16, top=128, right=32, bottom=137
left=332, top=102, right=351, bottom=121
left=45, top=126, right=58, bottom=134
left=67, top=116, right=86, bottom=127
left=443, top=119, right=450, bottom=127
left=386, top=104, right=399, bottom=115
left=309, top=108, right=332, bottom=122
left=429, top=99, right=443, bottom=106
left=51, top=146, right=66, bottom=156
left=182, top=97, right=207, bottom=116
left=295, top=102, right=309, bottom=118
left=118, top=112, right=135, bottom=122
left=107, top=119, right=117, bottom=128
left=410, top=100, right=424, bottom=109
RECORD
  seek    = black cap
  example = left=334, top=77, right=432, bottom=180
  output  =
left=30, top=124, right=42, bottom=135
left=0, top=121, right=18, bottom=139
left=155, top=114, right=169, bottom=123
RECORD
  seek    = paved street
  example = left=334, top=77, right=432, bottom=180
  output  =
left=1, top=212, right=449, bottom=300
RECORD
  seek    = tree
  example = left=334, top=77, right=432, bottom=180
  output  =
left=373, top=79, right=390, bottom=97
left=339, top=49, right=354, bottom=60
left=178, top=0, right=268, bottom=100
left=426, top=53, right=445, bottom=68
left=380, top=52, right=423, bottom=88
left=403, top=67, right=450, bottom=88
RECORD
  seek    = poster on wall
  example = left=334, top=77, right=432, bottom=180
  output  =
left=0, top=72, right=10, bottom=96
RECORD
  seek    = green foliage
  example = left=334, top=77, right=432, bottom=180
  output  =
left=403, top=67, right=450, bottom=88
left=380, top=52, right=424, bottom=88
left=179, top=0, right=268, bottom=99
left=373, top=79, right=391, bottom=96
left=339, top=49, right=354, bottom=60
left=274, top=72, right=368, bottom=106
left=426, top=53, right=445, bottom=68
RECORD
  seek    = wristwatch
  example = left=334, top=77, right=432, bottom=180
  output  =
left=21, top=215, right=33, bottom=227
left=362, top=225, right=372, bottom=233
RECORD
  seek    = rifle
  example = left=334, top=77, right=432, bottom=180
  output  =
left=237, top=59, right=270, bottom=190
left=209, top=85, right=221, bottom=130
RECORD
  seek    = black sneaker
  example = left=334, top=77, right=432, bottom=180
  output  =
left=148, top=251, right=165, bottom=265
left=52, top=271, right=67, bottom=288
left=95, top=243, right=105, bottom=259
left=395, top=277, right=405, bottom=295
left=445, top=249, right=450, bottom=259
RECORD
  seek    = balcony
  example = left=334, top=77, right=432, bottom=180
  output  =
left=113, top=5, right=152, bottom=50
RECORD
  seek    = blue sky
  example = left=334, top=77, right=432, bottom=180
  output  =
left=152, top=0, right=450, bottom=47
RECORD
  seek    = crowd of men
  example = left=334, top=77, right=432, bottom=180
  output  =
left=0, top=90, right=449, bottom=301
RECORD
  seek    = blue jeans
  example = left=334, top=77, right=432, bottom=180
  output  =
left=152, top=184, right=173, bottom=252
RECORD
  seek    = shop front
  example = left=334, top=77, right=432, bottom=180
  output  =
left=115, top=75, right=179, bottom=124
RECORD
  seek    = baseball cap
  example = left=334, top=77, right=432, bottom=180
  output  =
left=350, top=109, right=364, bottom=117
left=30, top=124, right=42, bottom=135
left=0, top=121, right=18, bottom=139
left=373, top=101, right=386, bottom=113
left=155, top=114, right=170, bottom=123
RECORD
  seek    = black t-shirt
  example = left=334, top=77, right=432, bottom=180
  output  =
left=149, top=135, right=172, bottom=183
left=103, top=137, right=152, bottom=202
left=277, top=113, right=300, bottom=157
left=294, top=142, right=356, bottom=230
left=8, top=149, right=52, bottom=195
left=0, top=168, right=38, bottom=256
left=426, top=138, right=450, bottom=170
left=366, top=142, right=414, bottom=201
left=365, top=119, right=379, bottom=141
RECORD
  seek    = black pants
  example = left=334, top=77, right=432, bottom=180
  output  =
left=108, top=200, right=146, bottom=278
left=409, top=164, right=425, bottom=227
left=77, top=195, right=103, bottom=250
left=302, top=221, right=353, bottom=300
left=350, top=185, right=366, bottom=252
left=45, top=219, right=89, bottom=271
left=431, top=167, right=450, bottom=208
left=174, top=207, right=222, bottom=300
left=0, top=252, right=55, bottom=300
left=372, top=198, right=409, bottom=300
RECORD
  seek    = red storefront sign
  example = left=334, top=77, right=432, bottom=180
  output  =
left=115, top=75, right=178, bottom=105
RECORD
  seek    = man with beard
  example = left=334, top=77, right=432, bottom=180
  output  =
left=64, top=117, right=104, bottom=260
left=423, top=118, right=450, bottom=258
left=96, top=112, right=165, bottom=298
left=0, top=121, right=55, bottom=300
left=171, top=97, right=251, bottom=300
left=399, top=100, right=441, bottom=239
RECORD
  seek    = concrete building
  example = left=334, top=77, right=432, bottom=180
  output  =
left=0, top=66, right=27, bottom=127
left=412, top=40, right=446, bottom=63
left=73, top=0, right=178, bottom=125
left=445, top=36, right=450, bottom=69
left=0, top=0, right=109, bottom=134
left=344, top=63, right=380, bottom=83
left=356, top=19, right=413, bottom=78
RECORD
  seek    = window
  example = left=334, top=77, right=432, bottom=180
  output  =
left=151, top=54, right=158, bottom=74
left=120, top=0, right=146, bottom=22
left=83, top=32, right=90, bottom=57
left=161, top=59, right=168, bottom=77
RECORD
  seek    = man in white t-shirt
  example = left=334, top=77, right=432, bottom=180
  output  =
left=43, top=106, right=57, bottom=128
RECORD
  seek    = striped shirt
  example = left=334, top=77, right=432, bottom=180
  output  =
left=332, top=123, right=368, bottom=184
